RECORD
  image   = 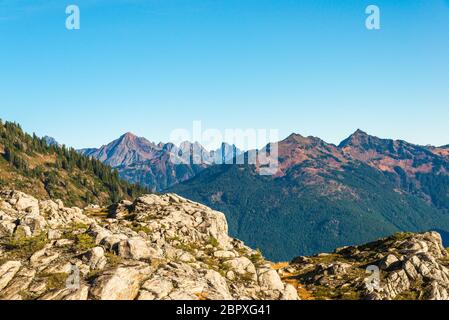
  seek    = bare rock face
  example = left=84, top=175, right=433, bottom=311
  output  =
left=90, top=263, right=152, bottom=300
left=0, top=190, right=297, bottom=300
left=0, top=267, right=36, bottom=300
left=0, top=261, right=22, bottom=291
left=83, top=247, right=107, bottom=270
left=116, top=237, right=153, bottom=260
left=379, top=254, right=399, bottom=270
left=0, top=214, right=15, bottom=237
left=258, top=269, right=285, bottom=291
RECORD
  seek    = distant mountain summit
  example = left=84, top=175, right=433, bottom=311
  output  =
left=79, top=133, right=206, bottom=191
left=275, top=133, right=346, bottom=176
left=79, top=133, right=242, bottom=191
left=80, top=132, right=160, bottom=167
left=339, top=129, right=443, bottom=175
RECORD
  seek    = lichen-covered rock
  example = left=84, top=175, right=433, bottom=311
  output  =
left=116, top=237, right=152, bottom=260
left=19, top=214, right=47, bottom=236
left=12, top=188, right=449, bottom=301
left=139, top=277, right=174, bottom=300
left=214, top=250, right=236, bottom=259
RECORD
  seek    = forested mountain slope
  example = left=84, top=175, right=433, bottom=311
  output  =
left=171, top=131, right=449, bottom=261
left=0, top=120, right=147, bottom=208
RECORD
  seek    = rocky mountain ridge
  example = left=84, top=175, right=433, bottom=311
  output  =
left=79, top=133, right=242, bottom=191
left=0, top=190, right=297, bottom=300
left=339, top=129, right=448, bottom=175
left=81, top=130, right=449, bottom=189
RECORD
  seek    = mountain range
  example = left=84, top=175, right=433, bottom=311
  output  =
left=76, top=129, right=449, bottom=261
left=79, top=133, right=242, bottom=191
left=3, top=120, right=449, bottom=300
left=170, top=130, right=449, bottom=260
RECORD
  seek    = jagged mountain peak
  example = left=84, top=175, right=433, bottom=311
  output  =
left=284, top=132, right=304, bottom=140
left=338, top=129, right=377, bottom=148
left=281, top=133, right=326, bottom=148
left=79, top=129, right=448, bottom=193
left=270, top=132, right=346, bottom=176
left=338, top=129, right=446, bottom=175
left=82, top=133, right=160, bottom=168
left=121, top=131, right=137, bottom=139
left=78, top=135, right=213, bottom=191
left=115, top=132, right=155, bottom=147
left=353, top=128, right=368, bottom=136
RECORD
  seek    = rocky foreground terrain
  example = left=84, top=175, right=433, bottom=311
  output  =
left=279, top=231, right=449, bottom=300
left=0, top=190, right=297, bottom=300
left=2, top=189, right=449, bottom=300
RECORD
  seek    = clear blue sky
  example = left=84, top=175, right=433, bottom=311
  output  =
left=1, top=0, right=448, bottom=149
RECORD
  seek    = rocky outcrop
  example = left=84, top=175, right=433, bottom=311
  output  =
left=0, top=190, right=297, bottom=300
left=281, top=231, right=449, bottom=300
left=5, top=189, right=449, bottom=301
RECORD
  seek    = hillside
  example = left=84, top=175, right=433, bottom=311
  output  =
left=170, top=131, right=449, bottom=261
left=0, top=120, right=147, bottom=208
